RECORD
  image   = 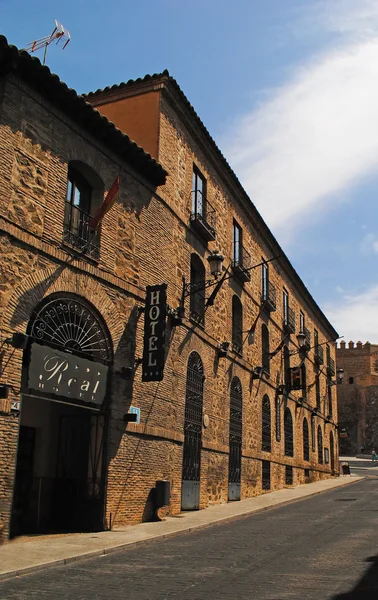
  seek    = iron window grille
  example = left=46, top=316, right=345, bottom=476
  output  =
left=232, top=296, right=243, bottom=355
left=283, top=306, right=296, bottom=334
left=262, top=324, right=270, bottom=375
left=318, top=426, right=323, bottom=464
left=189, top=255, right=206, bottom=326
left=262, top=395, right=272, bottom=452
left=311, top=415, right=316, bottom=452
left=285, top=465, right=293, bottom=485
left=284, top=407, right=294, bottom=457
left=275, top=396, right=281, bottom=442
left=262, top=460, right=271, bottom=490
left=303, top=418, right=310, bottom=461
left=314, top=344, right=324, bottom=365
left=182, top=352, right=204, bottom=483
left=229, top=377, right=243, bottom=486
left=261, top=280, right=277, bottom=312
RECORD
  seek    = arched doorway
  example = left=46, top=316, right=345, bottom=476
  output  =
left=11, top=293, right=113, bottom=536
left=228, top=377, right=242, bottom=501
left=181, top=352, right=204, bottom=510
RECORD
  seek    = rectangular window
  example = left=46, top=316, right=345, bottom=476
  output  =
left=314, top=329, right=319, bottom=347
left=232, top=221, right=242, bottom=265
left=192, top=167, right=206, bottom=216
left=262, top=261, right=268, bottom=299
left=283, top=289, right=289, bottom=323
left=299, top=310, right=305, bottom=333
left=285, top=465, right=293, bottom=486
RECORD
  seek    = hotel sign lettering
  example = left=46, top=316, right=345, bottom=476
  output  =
left=142, top=284, right=167, bottom=382
left=28, top=342, right=108, bottom=405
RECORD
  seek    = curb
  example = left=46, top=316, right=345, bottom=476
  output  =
left=0, top=476, right=366, bottom=582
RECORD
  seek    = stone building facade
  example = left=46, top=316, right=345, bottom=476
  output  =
left=337, top=340, right=378, bottom=455
left=0, top=37, right=339, bottom=544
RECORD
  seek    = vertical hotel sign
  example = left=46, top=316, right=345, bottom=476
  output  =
left=142, top=284, right=167, bottom=382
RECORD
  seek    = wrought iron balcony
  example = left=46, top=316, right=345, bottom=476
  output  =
left=232, top=324, right=243, bottom=356
left=231, top=244, right=252, bottom=282
left=303, top=326, right=311, bottom=351
left=190, top=191, right=216, bottom=241
left=283, top=306, right=296, bottom=334
left=261, top=281, right=277, bottom=312
left=314, top=344, right=324, bottom=365
left=63, top=202, right=100, bottom=259
left=327, top=357, right=336, bottom=377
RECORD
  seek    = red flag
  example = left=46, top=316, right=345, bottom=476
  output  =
left=89, top=176, right=120, bottom=229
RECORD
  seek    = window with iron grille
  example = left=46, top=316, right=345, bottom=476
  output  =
left=285, top=465, right=293, bottom=485
left=232, top=295, right=243, bottom=355
left=328, top=385, right=333, bottom=417
left=189, top=253, right=205, bottom=326
left=316, top=371, right=321, bottom=409
left=262, top=395, right=271, bottom=452
left=192, top=167, right=206, bottom=215
left=64, top=164, right=102, bottom=259
left=303, top=418, right=310, bottom=461
left=275, top=396, right=281, bottom=442
left=262, top=460, right=271, bottom=490
left=311, top=415, right=316, bottom=452
left=318, top=425, right=323, bottom=464
left=284, top=345, right=290, bottom=391
left=229, top=377, right=243, bottom=487
left=284, top=407, right=294, bottom=456
left=262, top=324, right=270, bottom=375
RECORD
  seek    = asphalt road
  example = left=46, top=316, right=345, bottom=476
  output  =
left=2, top=478, right=378, bottom=600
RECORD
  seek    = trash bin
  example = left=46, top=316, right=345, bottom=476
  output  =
left=155, top=480, right=170, bottom=507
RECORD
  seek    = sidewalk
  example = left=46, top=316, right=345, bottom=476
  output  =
left=0, top=474, right=364, bottom=581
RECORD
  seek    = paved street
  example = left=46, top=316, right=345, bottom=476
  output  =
left=2, top=477, right=378, bottom=599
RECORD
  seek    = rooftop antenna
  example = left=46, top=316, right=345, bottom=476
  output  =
left=26, top=20, right=71, bottom=65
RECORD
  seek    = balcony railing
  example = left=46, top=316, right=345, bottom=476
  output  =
left=231, top=244, right=252, bottom=282
left=327, top=357, right=336, bottom=377
left=190, top=191, right=216, bottom=241
left=314, top=344, right=324, bottom=365
left=261, top=281, right=277, bottom=312
left=63, top=202, right=100, bottom=259
left=303, top=326, right=311, bottom=351
left=283, top=306, right=296, bottom=334
left=232, top=324, right=243, bottom=356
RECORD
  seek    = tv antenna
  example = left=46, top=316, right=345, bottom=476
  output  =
left=26, top=20, right=71, bottom=65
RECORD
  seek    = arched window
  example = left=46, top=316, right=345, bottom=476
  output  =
left=64, top=161, right=104, bottom=258
left=283, top=345, right=290, bottom=391
left=262, top=324, right=270, bottom=375
left=275, top=395, right=281, bottom=442
left=284, top=407, right=294, bottom=457
left=262, top=395, right=271, bottom=452
left=328, top=385, right=333, bottom=418
left=303, top=418, right=309, bottom=461
left=318, top=425, right=323, bottom=464
left=232, top=296, right=243, bottom=355
left=311, top=415, right=316, bottom=452
left=190, top=254, right=206, bottom=326
left=315, top=371, right=321, bottom=409
left=28, top=292, right=113, bottom=362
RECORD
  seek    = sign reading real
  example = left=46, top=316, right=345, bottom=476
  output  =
left=142, top=284, right=167, bottom=382
left=28, top=342, right=108, bottom=405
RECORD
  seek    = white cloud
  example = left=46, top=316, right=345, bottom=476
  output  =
left=360, top=233, right=378, bottom=255
left=324, top=284, right=378, bottom=342
left=222, top=0, right=378, bottom=241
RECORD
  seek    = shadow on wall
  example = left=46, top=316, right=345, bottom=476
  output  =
left=332, top=554, right=378, bottom=599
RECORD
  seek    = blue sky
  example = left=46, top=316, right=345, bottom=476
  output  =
left=2, top=0, right=378, bottom=342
